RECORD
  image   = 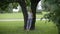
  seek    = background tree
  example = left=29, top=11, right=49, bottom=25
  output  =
left=0, top=1, right=9, bottom=13
left=41, top=0, right=60, bottom=34
left=5, top=3, right=13, bottom=13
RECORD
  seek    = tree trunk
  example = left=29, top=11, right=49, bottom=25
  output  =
left=56, top=24, right=60, bottom=34
left=18, top=0, right=28, bottom=30
left=56, top=19, right=60, bottom=34
left=30, top=0, right=40, bottom=30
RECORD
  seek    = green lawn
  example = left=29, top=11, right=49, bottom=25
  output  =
left=0, top=20, right=58, bottom=34
left=0, top=13, right=23, bottom=19
left=0, top=12, right=48, bottom=19
left=36, top=12, right=48, bottom=18
left=0, top=12, right=58, bottom=34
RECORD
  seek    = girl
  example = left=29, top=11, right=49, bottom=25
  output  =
left=26, top=10, right=33, bottom=31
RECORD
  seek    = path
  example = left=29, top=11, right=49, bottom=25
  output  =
left=0, top=18, right=48, bottom=21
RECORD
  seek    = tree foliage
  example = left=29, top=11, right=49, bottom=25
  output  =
left=41, top=0, right=60, bottom=34
left=26, top=0, right=31, bottom=6
left=42, top=0, right=60, bottom=23
left=0, top=2, right=9, bottom=10
left=0, top=0, right=19, bottom=13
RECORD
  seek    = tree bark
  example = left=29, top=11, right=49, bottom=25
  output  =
left=56, top=19, right=60, bottom=34
left=56, top=24, right=60, bottom=34
left=30, top=0, right=40, bottom=30
left=18, top=0, right=28, bottom=30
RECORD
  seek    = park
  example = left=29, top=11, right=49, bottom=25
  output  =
left=0, top=0, right=60, bottom=34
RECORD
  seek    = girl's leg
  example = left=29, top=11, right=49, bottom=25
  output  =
left=29, top=19, right=32, bottom=30
left=26, top=19, right=30, bottom=30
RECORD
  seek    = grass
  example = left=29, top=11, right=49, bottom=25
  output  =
left=0, top=20, right=58, bottom=34
left=0, top=12, right=58, bottom=34
left=36, top=12, right=48, bottom=18
left=0, top=13, right=23, bottom=19
left=0, top=12, right=48, bottom=19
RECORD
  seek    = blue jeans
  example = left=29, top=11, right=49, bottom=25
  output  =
left=26, top=19, right=32, bottom=30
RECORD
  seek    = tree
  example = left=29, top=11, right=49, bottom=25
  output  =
left=18, top=0, right=28, bottom=30
left=18, top=0, right=41, bottom=30
left=30, top=0, right=40, bottom=30
left=0, top=0, right=41, bottom=30
left=41, top=0, right=60, bottom=34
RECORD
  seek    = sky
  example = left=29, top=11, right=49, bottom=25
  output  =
left=37, top=1, right=42, bottom=10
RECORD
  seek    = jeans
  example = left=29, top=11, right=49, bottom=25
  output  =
left=26, top=19, right=32, bottom=30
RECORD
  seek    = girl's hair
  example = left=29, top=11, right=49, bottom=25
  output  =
left=30, top=9, right=32, bottom=13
